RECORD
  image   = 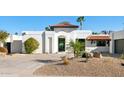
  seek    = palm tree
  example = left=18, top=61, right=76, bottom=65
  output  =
left=77, top=16, right=85, bottom=30
left=69, top=40, right=84, bottom=57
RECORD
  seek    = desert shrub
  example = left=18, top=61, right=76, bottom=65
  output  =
left=0, top=47, right=8, bottom=54
left=24, top=37, right=39, bottom=54
left=63, top=56, right=69, bottom=65
left=120, top=54, right=124, bottom=59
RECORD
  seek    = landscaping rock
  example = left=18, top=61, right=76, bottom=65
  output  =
left=93, top=52, right=102, bottom=58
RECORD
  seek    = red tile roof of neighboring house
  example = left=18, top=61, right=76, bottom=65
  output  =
left=50, top=23, right=79, bottom=28
left=86, top=35, right=111, bottom=41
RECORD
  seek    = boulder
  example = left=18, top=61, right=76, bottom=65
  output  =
left=93, top=52, right=102, bottom=58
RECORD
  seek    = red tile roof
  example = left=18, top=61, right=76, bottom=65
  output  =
left=50, top=23, right=79, bottom=28
left=86, top=35, right=111, bottom=41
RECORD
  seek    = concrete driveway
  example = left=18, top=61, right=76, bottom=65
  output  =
left=0, top=54, right=62, bottom=76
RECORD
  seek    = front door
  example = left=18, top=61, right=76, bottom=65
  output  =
left=6, top=42, right=11, bottom=54
left=58, top=38, right=65, bottom=52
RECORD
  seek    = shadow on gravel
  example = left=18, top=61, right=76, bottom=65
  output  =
left=34, top=59, right=62, bottom=64
left=55, top=63, right=65, bottom=65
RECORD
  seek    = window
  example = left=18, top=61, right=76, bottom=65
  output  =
left=97, top=41, right=106, bottom=46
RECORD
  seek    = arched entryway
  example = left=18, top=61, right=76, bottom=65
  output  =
left=58, top=36, right=65, bottom=52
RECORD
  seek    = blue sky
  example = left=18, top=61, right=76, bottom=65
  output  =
left=0, top=16, right=124, bottom=34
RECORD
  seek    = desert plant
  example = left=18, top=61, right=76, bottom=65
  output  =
left=63, top=56, right=69, bottom=65
left=120, top=54, right=124, bottom=59
left=0, top=47, right=8, bottom=54
left=45, top=26, right=51, bottom=31
left=24, top=37, right=39, bottom=54
left=69, top=40, right=84, bottom=57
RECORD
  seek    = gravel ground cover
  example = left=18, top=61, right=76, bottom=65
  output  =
left=34, top=57, right=124, bottom=77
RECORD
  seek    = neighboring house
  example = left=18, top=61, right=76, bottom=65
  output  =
left=22, top=23, right=92, bottom=54
left=110, top=30, right=124, bottom=54
left=86, top=35, right=111, bottom=53
left=5, top=35, right=22, bottom=53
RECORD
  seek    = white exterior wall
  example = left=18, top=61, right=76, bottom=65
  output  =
left=22, top=30, right=92, bottom=54
left=55, top=30, right=92, bottom=53
left=44, top=31, right=55, bottom=53
left=110, top=30, right=124, bottom=54
left=86, top=40, right=109, bottom=53
left=22, top=31, right=43, bottom=53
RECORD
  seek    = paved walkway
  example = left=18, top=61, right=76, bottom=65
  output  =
left=0, top=54, right=62, bottom=76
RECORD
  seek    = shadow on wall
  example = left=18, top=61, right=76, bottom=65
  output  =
left=42, top=32, right=45, bottom=53
left=89, top=47, right=109, bottom=53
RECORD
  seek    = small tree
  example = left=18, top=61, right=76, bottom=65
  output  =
left=0, top=31, right=9, bottom=47
left=24, top=37, right=39, bottom=54
left=69, top=40, right=84, bottom=57
left=45, top=27, right=51, bottom=31
left=15, top=32, right=18, bottom=35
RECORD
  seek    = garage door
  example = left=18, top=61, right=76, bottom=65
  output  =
left=12, top=40, right=22, bottom=53
left=115, top=39, right=124, bottom=54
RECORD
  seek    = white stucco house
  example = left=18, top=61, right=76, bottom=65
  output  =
left=22, top=23, right=92, bottom=54
left=21, top=23, right=111, bottom=54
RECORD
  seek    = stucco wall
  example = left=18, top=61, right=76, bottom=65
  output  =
left=22, top=30, right=92, bottom=54
left=86, top=40, right=109, bottom=53
left=44, top=31, right=55, bottom=53
left=110, top=30, right=124, bottom=54
left=22, top=31, right=43, bottom=53
left=11, top=40, right=22, bottom=53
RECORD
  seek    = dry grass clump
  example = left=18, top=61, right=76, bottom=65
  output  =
left=0, top=47, right=8, bottom=54
left=63, top=56, right=69, bottom=65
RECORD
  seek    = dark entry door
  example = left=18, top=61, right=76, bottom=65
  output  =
left=6, top=42, right=11, bottom=54
left=58, top=38, right=65, bottom=52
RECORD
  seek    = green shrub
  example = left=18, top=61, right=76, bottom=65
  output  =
left=69, top=40, right=84, bottom=57
left=0, top=47, right=8, bottom=54
left=24, top=37, right=39, bottom=54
